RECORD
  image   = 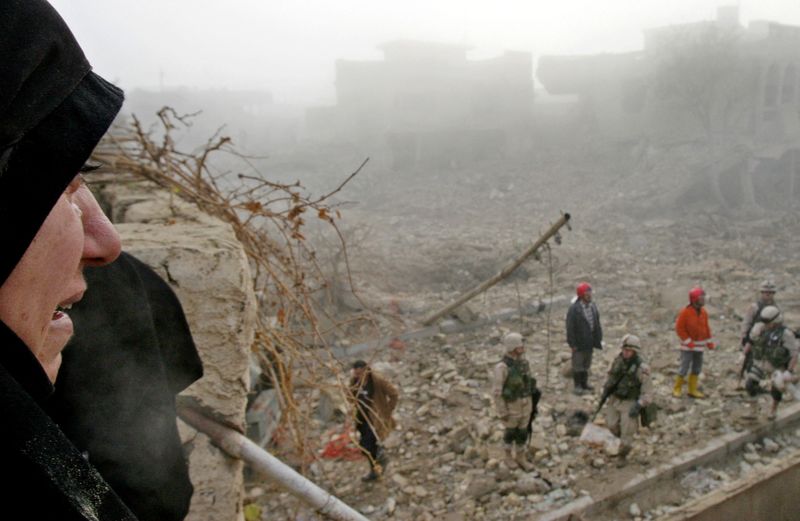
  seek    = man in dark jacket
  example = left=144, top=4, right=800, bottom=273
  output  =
left=566, top=282, right=603, bottom=395
left=350, top=360, right=399, bottom=482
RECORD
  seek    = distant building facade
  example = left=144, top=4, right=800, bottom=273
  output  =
left=307, top=40, right=534, bottom=168
left=536, top=6, right=800, bottom=206
left=537, top=6, right=800, bottom=146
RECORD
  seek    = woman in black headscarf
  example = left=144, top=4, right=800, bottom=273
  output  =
left=0, top=1, right=137, bottom=519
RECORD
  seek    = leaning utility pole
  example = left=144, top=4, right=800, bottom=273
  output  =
left=422, top=212, right=571, bottom=326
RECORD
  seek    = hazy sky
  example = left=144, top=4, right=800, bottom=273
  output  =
left=51, top=0, right=800, bottom=104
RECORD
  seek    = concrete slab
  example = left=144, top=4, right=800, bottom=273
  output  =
left=537, top=401, right=800, bottom=520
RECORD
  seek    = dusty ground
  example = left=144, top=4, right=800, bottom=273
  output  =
left=246, top=141, right=800, bottom=520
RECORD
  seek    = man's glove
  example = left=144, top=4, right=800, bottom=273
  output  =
left=682, top=339, right=696, bottom=349
left=628, top=401, right=642, bottom=418
left=707, top=342, right=716, bottom=350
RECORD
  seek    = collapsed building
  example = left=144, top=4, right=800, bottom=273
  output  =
left=306, top=40, right=534, bottom=168
left=536, top=6, right=800, bottom=208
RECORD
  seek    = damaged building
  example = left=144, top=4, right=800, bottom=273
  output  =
left=537, top=6, right=800, bottom=208
left=306, top=40, right=534, bottom=168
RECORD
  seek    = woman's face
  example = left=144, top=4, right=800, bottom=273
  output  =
left=0, top=176, right=121, bottom=381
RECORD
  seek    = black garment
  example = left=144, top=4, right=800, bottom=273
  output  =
left=0, top=1, right=129, bottom=519
left=48, top=252, right=204, bottom=521
left=566, top=299, right=603, bottom=352
left=352, top=373, right=376, bottom=425
left=0, top=323, right=137, bottom=521
left=356, top=418, right=380, bottom=463
left=0, top=0, right=124, bottom=287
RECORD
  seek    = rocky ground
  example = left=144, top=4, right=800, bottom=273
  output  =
left=245, top=141, right=800, bottom=520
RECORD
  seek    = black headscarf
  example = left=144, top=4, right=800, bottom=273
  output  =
left=0, top=0, right=124, bottom=287
left=0, top=2, right=135, bottom=519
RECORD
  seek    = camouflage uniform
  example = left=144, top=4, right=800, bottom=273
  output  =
left=746, top=323, right=798, bottom=415
left=603, top=352, right=652, bottom=444
left=493, top=356, right=534, bottom=444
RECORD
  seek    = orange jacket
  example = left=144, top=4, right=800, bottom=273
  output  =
left=675, top=305, right=713, bottom=349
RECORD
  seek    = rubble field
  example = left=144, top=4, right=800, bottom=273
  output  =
left=248, top=142, right=800, bottom=520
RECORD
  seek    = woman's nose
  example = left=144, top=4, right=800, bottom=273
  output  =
left=76, top=187, right=121, bottom=266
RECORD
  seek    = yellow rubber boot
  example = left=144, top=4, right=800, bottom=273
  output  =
left=688, top=374, right=705, bottom=398
left=672, top=375, right=684, bottom=398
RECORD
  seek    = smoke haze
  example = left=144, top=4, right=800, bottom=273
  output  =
left=51, top=0, right=800, bottom=104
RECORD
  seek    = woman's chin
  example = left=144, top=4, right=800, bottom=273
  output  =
left=40, top=312, right=73, bottom=382
left=41, top=354, right=62, bottom=383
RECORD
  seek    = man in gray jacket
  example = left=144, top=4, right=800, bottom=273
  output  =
left=566, top=282, right=603, bottom=395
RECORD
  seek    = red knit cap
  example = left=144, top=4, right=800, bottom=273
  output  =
left=576, top=282, right=592, bottom=298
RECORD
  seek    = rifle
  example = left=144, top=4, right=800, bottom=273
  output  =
left=592, top=358, right=639, bottom=421
left=739, top=348, right=754, bottom=380
left=526, top=386, right=542, bottom=445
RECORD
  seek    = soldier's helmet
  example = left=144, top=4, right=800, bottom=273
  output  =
left=620, top=334, right=641, bottom=352
left=750, top=322, right=766, bottom=338
left=759, top=280, right=777, bottom=293
left=760, top=305, right=782, bottom=324
left=503, top=332, right=524, bottom=351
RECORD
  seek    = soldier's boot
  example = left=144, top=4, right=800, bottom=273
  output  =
left=504, top=445, right=518, bottom=470
left=616, top=443, right=632, bottom=467
left=687, top=374, right=705, bottom=399
left=618, top=443, right=632, bottom=459
left=515, top=449, right=534, bottom=472
left=768, top=400, right=778, bottom=420
left=672, top=375, right=685, bottom=398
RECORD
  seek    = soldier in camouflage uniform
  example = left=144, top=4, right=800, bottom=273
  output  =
left=493, top=332, right=537, bottom=471
left=744, top=306, right=799, bottom=419
left=738, top=280, right=777, bottom=387
left=740, top=280, right=777, bottom=349
left=601, top=334, right=652, bottom=463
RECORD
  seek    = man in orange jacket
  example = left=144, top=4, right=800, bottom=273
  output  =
left=674, top=287, right=716, bottom=398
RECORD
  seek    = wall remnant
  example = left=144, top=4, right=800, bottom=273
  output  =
left=98, top=176, right=257, bottom=521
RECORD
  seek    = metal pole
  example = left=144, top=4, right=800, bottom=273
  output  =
left=178, top=406, right=370, bottom=521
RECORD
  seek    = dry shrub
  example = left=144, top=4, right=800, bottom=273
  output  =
left=93, top=107, right=370, bottom=461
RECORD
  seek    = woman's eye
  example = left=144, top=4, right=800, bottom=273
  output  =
left=65, top=174, right=84, bottom=195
